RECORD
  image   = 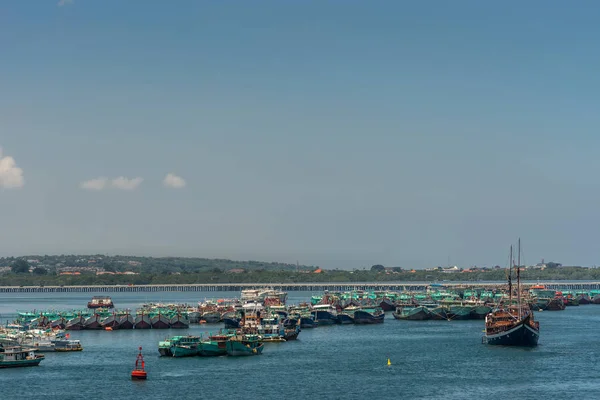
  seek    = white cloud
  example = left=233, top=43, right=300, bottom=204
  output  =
left=80, top=176, right=143, bottom=191
left=57, top=0, right=73, bottom=6
left=80, top=177, right=108, bottom=191
left=111, top=176, right=143, bottom=190
left=163, top=173, right=186, bottom=189
left=0, top=147, right=25, bottom=189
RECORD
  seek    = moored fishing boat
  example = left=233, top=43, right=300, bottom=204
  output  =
left=169, top=312, right=190, bottom=329
left=199, top=334, right=230, bottom=356
left=134, top=312, right=151, bottom=329
left=590, top=290, right=600, bottom=304
left=201, top=310, right=221, bottom=324
left=171, top=336, right=202, bottom=357
left=483, top=240, right=539, bottom=347
left=84, top=313, right=103, bottom=330
left=226, top=334, right=264, bottom=356
left=336, top=310, right=355, bottom=324
left=575, top=291, right=591, bottom=305
left=158, top=338, right=174, bottom=356
left=118, top=311, right=135, bottom=329
left=447, top=304, right=472, bottom=320
left=223, top=317, right=241, bottom=329
left=87, top=296, right=114, bottom=309
left=65, top=314, right=86, bottom=331
left=311, top=304, right=338, bottom=325
left=393, top=306, right=432, bottom=321
left=101, top=312, right=120, bottom=330
left=151, top=312, right=170, bottom=329
left=469, top=303, right=492, bottom=320
left=50, top=317, right=67, bottom=330
left=353, top=308, right=384, bottom=324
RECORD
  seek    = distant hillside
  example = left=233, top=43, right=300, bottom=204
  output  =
left=0, top=254, right=317, bottom=275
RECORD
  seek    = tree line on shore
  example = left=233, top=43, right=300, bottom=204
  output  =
left=0, top=255, right=598, bottom=286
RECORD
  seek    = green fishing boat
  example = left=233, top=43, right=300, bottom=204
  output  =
left=171, top=336, right=202, bottom=357
left=392, top=306, right=432, bottom=321
left=0, top=346, right=44, bottom=368
left=199, top=334, right=230, bottom=356
left=226, top=334, right=264, bottom=356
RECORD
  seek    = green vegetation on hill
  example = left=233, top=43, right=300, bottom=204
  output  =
left=0, top=255, right=598, bottom=286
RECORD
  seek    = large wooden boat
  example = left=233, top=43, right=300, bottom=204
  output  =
left=483, top=240, right=539, bottom=347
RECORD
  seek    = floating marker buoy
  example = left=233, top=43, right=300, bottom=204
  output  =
left=387, top=358, right=391, bottom=366
left=131, top=346, right=147, bottom=380
left=105, top=327, right=113, bottom=331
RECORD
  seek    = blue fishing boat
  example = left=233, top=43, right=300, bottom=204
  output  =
left=311, top=304, right=338, bottom=325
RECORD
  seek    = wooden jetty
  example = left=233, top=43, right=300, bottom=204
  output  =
left=0, top=281, right=599, bottom=293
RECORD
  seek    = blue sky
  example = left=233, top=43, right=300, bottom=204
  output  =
left=1, top=1, right=599, bottom=269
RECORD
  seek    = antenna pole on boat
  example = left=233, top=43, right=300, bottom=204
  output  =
left=517, top=238, right=521, bottom=320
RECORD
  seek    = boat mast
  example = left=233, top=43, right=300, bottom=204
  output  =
left=517, top=238, right=521, bottom=319
left=508, top=245, right=513, bottom=306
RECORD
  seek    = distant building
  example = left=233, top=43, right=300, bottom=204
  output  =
left=442, top=266, right=460, bottom=273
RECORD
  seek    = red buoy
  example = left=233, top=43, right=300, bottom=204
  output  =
left=131, top=346, right=147, bottom=380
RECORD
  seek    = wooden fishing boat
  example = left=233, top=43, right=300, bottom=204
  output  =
left=483, top=240, right=539, bottom=347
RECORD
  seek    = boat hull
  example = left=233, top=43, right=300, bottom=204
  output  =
left=226, top=341, right=264, bottom=356
left=169, top=315, right=190, bottom=329
left=150, top=314, right=170, bottom=329
left=134, top=314, right=152, bottom=329
left=393, top=307, right=431, bottom=321
left=198, top=342, right=228, bottom=356
left=484, top=319, right=539, bottom=347
left=336, top=313, right=354, bottom=324
left=172, top=345, right=199, bottom=357
left=353, top=310, right=384, bottom=324
left=119, top=315, right=135, bottom=329
left=0, top=358, right=44, bottom=368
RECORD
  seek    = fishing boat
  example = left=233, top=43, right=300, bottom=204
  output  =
left=353, top=308, right=385, bottom=324
left=118, top=311, right=135, bottom=329
left=150, top=312, right=170, bottom=329
left=83, top=313, right=103, bottom=330
left=393, top=306, right=432, bottom=321
left=198, top=334, right=230, bottom=356
left=483, top=240, right=539, bottom=347
left=101, top=312, right=120, bottom=330
left=226, top=334, right=264, bottom=356
left=65, top=314, right=86, bottom=331
left=87, top=296, right=114, bottom=309
left=134, top=311, right=151, bottom=329
left=169, top=312, right=190, bottom=329
left=170, top=336, right=202, bottom=357
left=311, top=304, right=338, bottom=325
left=0, top=345, right=44, bottom=368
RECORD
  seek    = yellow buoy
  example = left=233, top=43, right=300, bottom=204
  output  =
left=387, top=358, right=391, bottom=366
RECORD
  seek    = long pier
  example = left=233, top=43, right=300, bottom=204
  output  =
left=0, top=282, right=599, bottom=293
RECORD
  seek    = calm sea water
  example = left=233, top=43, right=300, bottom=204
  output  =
left=0, top=291, right=599, bottom=400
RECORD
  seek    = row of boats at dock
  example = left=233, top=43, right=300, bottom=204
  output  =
left=11, top=283, right=594, bottom=333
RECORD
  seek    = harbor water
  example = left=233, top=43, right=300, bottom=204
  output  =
left=0, top=291, right=598, bottom=400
